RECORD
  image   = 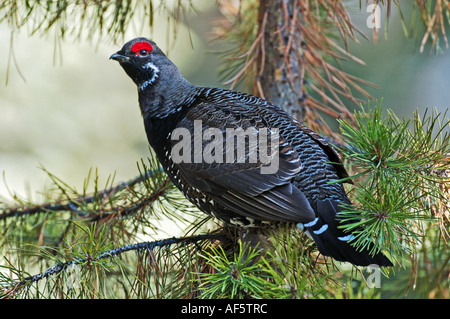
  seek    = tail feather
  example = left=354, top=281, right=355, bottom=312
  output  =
left=298, top=199, right=392, bottom=267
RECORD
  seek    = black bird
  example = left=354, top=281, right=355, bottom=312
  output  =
left=110, top=37, right=392, bottom=267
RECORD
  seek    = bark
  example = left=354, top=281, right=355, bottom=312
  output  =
left=257, top=0, right=305, bottom=120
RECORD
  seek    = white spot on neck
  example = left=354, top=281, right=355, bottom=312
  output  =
left=139, top=61, right=160, bottom=90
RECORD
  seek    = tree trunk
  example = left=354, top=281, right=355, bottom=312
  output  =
left=257, top=0, right=305, bottom=120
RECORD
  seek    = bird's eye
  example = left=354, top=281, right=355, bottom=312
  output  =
left=138, top=49, right=149, bottom=57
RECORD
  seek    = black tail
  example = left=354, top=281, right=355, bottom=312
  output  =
left=299, top=199, right=393, bottom=267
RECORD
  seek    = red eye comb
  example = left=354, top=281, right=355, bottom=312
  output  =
left=131, top=42, right=153, bottom=54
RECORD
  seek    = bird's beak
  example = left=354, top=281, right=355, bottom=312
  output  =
left=110, top=52, right=129, bottom=63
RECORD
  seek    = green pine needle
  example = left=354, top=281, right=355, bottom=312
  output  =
left=196, top=241, right=281, bottom=299
left=337, top=101, right=450, bottom=263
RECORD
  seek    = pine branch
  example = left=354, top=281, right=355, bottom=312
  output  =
left=337, top=102, right=450, bottom=263
left=1, top=233, right=226, bottom=298
left=0, top=0, right=197, bottom=43
left=0, top=170, right=152, bottom=221
left=214, top=0, right=368, bottom=145
left=368, top=0, right=450, bottom=53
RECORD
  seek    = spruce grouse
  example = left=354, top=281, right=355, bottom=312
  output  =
left=110, top=37, right=392, bottom=267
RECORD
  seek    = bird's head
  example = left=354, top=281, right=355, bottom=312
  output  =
left=110, top=37, right=194, bottom=119
left=110, top=37, right=167, bottom=90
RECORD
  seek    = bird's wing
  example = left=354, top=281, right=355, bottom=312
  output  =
left=298, top=125, right=352, bottom=183
left=170, top=99, right=315, bottom=223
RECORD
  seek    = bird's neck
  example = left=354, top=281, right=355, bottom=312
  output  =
left=137, top=74, right=201, bottom=164
left=142, top=110, right=187, bottom=168
left=137, top=65, right=196, bottom=120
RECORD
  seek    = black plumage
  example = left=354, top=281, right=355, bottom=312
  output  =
left=110, top=37, right=392, bottom=267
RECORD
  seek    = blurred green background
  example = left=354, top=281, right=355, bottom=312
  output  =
left=0, top=1, right=449, bottom=201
